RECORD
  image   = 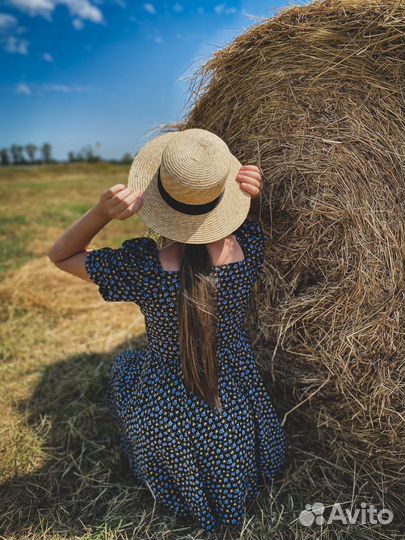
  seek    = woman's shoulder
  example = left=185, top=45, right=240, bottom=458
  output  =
left=84, top=235, right=158, bottom=303
left=121, top=235, right=156, bottom=252
left=234, top=217, right=266, bottom=242
left=85, top=235, right=157, bottom=276
left=234, top=217, right=266, bottom=272
left=120, top=235, right=160, bottom=271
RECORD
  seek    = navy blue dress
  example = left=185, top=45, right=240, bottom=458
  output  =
left=85, top=218, right=288, bottom=532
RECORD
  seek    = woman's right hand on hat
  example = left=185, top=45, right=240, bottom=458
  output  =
left=236, top=165, right=262, bottom=199
left=95, top=184, right=144, bottom=221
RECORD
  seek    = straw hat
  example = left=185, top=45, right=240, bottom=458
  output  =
left=127, top=128, right=251, bottom=244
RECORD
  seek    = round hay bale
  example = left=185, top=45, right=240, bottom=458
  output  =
left=160, top=0, right=405, bottom=526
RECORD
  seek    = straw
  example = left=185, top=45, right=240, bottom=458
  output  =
left=158, top=0, right=405, bottom=521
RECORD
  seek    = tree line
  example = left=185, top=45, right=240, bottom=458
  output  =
left=1, top=143, right=52, bottom=165
left=0, top=143, right=134, bottom=165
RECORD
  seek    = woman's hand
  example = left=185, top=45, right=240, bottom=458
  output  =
left=48, top=184, right=142, bottom=276
left=95, top=184, right=143, bottom=221
left=236, top=165, right=262, bottom=199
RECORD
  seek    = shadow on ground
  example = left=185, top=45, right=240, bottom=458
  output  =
left=0, top=334, right=221, bottom=539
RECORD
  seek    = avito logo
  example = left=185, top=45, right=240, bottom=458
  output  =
left=298, top=502, right=393, bottom=526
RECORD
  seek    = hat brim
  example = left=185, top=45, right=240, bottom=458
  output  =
left=127, top=131, right=251, bottom=243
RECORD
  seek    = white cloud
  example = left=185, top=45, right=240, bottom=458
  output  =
left=2, top=1, right=110, bottom=57
left=8, top=0, right=104, bottom=24
left=172, top=2, right=183, bottom=13
left=9, top=0, right=56, bottom=20
left=15, top=82, right=31, bottom=95
left=72, top=17, right=84, bottom=29
left=43, top=51, right=53, bottom=61
left=4, top=34, right=28, bottom=53
left=42, top=83, right=90, bottom=92
left=0, top=13, right=18, bottom=29
left=214, top=3, right=225, bottom=14
left=213, top=4, right=237, bottom=15
left=143, top=3, right=156, bottom=15
left=68, top=1, right=102, bottom=23
left=13, top=82, right=91, bottom=95
left=0, top=11, right=29, bottom=54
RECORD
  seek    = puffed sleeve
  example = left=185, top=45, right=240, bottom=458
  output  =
left=85, top=236, right=156, bottom=303
left=235, top=218, right=266, bottom=276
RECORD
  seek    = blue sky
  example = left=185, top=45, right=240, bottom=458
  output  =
left=0, top=0, right=291, bottom=160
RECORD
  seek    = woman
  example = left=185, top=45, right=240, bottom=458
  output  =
left=48, top=128, right=288, bottom=532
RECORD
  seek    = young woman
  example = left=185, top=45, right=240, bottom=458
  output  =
left=48, top=128, right=288, bottom=533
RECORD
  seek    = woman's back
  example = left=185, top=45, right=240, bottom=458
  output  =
left=85, top=218, right=288, bottom=532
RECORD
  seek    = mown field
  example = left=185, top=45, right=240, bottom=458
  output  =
left=0, top=164, right=401, bottom=540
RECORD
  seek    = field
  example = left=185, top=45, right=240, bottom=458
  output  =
left=0, top=164, right=402, bottom=539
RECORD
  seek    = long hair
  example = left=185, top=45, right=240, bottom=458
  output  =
left=177, top=243, right=222, bottom=411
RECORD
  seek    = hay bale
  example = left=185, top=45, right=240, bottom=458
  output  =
left=161, top=0, right=405, bottom=523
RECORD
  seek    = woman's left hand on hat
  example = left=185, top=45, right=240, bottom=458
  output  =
left=236, top=165, right=262, bottom=199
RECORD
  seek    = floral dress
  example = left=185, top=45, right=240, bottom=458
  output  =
left=85, top=218, right=288, bottom=532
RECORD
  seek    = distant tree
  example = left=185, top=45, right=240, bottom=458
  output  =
left=10, top=145, right=18, bottom=164
left=25, top=144, right=38, bottom=163
left=17, top=145, right=25, bottom=163
left=80, top=144, right=100, bottom=163
left=68, top=145, right=105, bottom=163
left=82, top=145, right=94, bottom=161
left=0, top=148, right=10, bottom=166
left=41, top=143, right=52, bottom=163
left=121, top=152, right=133, bottom=164
left=10, top=144, right=24, bottom=164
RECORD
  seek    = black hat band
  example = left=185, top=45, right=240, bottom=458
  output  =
left=157, top=166, right=225, bottom=216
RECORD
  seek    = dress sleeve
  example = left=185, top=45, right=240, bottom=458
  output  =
left=85, top=236, right=155, bottom=303
left=234, top=218, right=266, bottom=276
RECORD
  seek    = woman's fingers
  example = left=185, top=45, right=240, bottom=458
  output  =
left=111, top=189, right=140, bottom=213
left=114, top=191, right=144, bottom=219
left=116, top=198, right=143, bottom=220
left=237, top=167, right=262, bottom=185
left=237, top=165, right=262, bottom=199
left=100, top=184, right=127, bottom=202
left=99, top=184, right=143, bottom=220
left=240, top=165, right=260, bottom=171
left=237, top=173, right=261, bottom=187
left=239, top=182, right=260, bottom=197
left=239, top=165, right=261, bottom=180
left=110, top=187, right=134, bottom=206
left=237, top=174, right=261, bottom=192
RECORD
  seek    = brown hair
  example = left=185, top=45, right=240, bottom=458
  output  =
left=177, top=243, right=222, bottom=410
